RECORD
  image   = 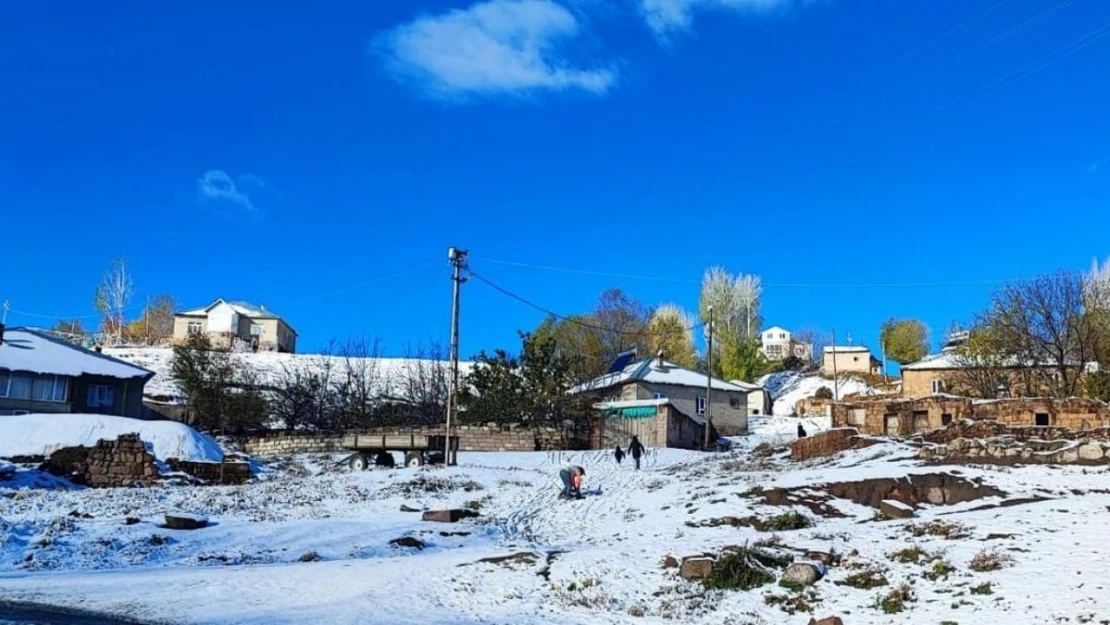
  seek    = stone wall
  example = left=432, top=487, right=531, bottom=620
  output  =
left=43, top=434, right=159, bottom=488
left=165, top=458, right=251, bottom=485
left=796, top=397, right=833, bottom=418
left=831, top=396, right=974, bottom=436
left=971, top=397, right=1110, bottom=430
left=242, top=424, right=587, bottom=458
left=790, top=427, right=878, bottom=461
left=919, top=435, right=1110, bottom=465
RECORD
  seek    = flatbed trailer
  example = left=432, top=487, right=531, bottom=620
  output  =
left=341, top=432, right=459, bottom=470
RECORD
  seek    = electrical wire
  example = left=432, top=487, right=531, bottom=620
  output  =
left=473, top=256, right=1030, bottom=289
left=4, top=262, right=438, bottom=325
left=469, top=271, right=705, bottom=338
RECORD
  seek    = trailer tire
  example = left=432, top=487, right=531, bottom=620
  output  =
left=404, top=451, right=424, bottom=468
left=349, top=454, right=370, bottom=471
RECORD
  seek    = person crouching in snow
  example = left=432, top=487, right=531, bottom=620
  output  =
left=559, top=465, right=585, bottom=499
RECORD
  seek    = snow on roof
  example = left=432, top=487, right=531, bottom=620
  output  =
left=572, top=357, right=749, bottom=394
left=824, top=345, right=871, bottom=353
left=592, top=398, right=670, bottom=410
left=0, top=328, right=153, bottom=380
left=762, top=326, right=790, bottom=335
left=0, top=413, right=222, bottom=462
left=902, top=351, right=1098, bottom=371
left=728, top=379, right=763, bottom=392
left=179, top=299, right=287, bottom=322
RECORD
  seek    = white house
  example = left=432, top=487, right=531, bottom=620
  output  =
left=760, top=326, right=813, bottom=363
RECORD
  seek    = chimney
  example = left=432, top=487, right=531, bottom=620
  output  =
left=656, top=350, right=665, bottom=369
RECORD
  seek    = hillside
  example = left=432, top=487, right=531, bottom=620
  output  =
left=105, top=347, right=472, bottom=402
left=759, top=371, right=888, bottom=416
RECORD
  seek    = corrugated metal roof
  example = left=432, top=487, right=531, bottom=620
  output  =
left=0, top=328, right=153, bottom=380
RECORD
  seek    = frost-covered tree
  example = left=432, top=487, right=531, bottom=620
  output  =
left=646, top=303, right=697, bottom=368
left=94, top=257, right=134, bottom=343
left=699, top=267, right=766, bottom=380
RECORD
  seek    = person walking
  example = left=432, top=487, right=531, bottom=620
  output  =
left=558, top=465, right=585, bottom=499
left=629, top=436, right=645, bottom=470
left=614, top=445, right=625, bottom=465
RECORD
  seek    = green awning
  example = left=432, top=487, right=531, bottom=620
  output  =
left=605, top=406, right=658, bottom=419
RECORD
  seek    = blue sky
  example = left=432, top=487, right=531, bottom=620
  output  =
left=2, top=0, right=1109, bottom=359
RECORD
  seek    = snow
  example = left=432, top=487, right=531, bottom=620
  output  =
left=758, top=371, right=883, bottom=416
left=103, top=347, right=473, bottom=401
left=881, top=499, right=913, bottom=512
left=571, top=357, right=748, bottom=395
left=0, top=413, right=223, bottom=462
left=0, top=328, right=151, bottom=379
left=4, top=442, right=1110, bottom=624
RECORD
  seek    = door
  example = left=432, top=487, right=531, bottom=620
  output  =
left=884, top=413, right=899, bottom=435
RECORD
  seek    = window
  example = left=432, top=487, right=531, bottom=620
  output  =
left=187, top=321, right=202, bottom=334
left=31, top=375, right=68, bottom=402
left=696, top=396, right=706, bottom=415
left=1035, top=413, right=1050, bottom=427
left=249, top=324, right=264, bottom=337
left=5, top=373, right=32, bottom=400
left=766, top=345, right=783, bottom=358
left=87, top=385, right=115, bottom=409
left=941, top=414, right=953, bottom=426
left=729, top=397, right=740, bottom=409
left=780, top=333, right=786, bottom=339
left=652, top=392, right=666, bottom=400
left=931, top=379, right=945, bottom=395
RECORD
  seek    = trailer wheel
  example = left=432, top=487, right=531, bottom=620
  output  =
left=404, top=451, right=424, bottom=468
left=348, top=454, right=370, bottom=471
left=375, top=452, right=396, bottom=468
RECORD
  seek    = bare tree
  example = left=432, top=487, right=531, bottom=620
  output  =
left=396, top=341, right=451, bottom=426
left=792, top=328, right=829, bottom=369
left=94, top=257, right=134, bottom=344
left=333, top=335, right=384, bottom=429
left=977, top=270, right=1106, bottom=397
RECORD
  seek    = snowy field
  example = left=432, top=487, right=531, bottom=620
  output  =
left=4, top=420, right=1110, bottom=624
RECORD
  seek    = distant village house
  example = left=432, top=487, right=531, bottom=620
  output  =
left=821, top=345, right=882, bottom=376
left=173, top=299, right=297, bottom=353
left=759, top=326, right=812, bottom=363
left=0, top=327, right=154, bottom=418
left=572, top=353, right=752, bottom=445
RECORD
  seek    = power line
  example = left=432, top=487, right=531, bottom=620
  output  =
left=472, top=256, right=1054, bottom=289
left=469, top=271, right=704, bottom=338
left=6, top=262, right=437, bottom=324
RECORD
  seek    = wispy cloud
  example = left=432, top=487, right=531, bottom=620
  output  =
left=376, top=0, right=618, bottom=100
left=196, top=170, right=265, bottom=222
left=639, top=0, right=792, bottom=39
left=1088, top=160, right=1104, bottom=173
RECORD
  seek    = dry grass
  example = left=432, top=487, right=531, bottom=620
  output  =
left=969, top=548, right=1014, bottom=572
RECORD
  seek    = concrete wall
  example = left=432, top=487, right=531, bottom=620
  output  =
left=822, top=350, right=878, bottom=375
left=258, top=318, right=297, bottom=353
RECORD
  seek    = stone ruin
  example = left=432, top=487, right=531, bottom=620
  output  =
left=41, top=433, right=251, bottom=487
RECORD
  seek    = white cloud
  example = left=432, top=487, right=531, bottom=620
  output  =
left=196, top=170, right=264, bottom=221
left=377, top=0, right=617, bottom=100
left=640, top=0, right=791, bottom=38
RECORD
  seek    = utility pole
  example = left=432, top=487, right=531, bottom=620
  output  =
left=880, top=339, right=887, bottom=381
left=832, top=328, right=839, bottom=402
left=703, top=305, right=714, bottom=450
left=1, top=300, right=9, bottom=325
left=446, top=247, right=469, bottom=466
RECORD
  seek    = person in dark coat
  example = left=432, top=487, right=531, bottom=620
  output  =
left=614, top=445, right=625, bottom=465
left=797, top=423, right=808, bottom=438
left=629, top=436, right=645, bottom=470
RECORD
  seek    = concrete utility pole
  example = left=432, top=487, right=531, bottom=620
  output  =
left=880, top=339, right=887, bottom=381
left=703, top=305, right=714, bottom=450
left=832, top=328, right=840, bottom=402
left=446, top=247, right=469, bottom=466
left=1, top=300, right=9, bottom=325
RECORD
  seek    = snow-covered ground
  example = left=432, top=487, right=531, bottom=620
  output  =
left=0, top=413, right=222, bottom=462
left=759, top=371, right=886, bottom=416
left=4, top=438, right=1109, bottom=624
left=104, top=347, right=472, bottom=401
